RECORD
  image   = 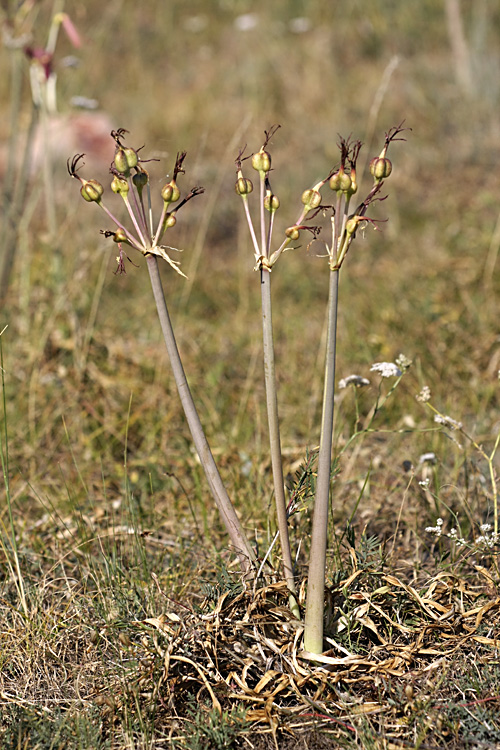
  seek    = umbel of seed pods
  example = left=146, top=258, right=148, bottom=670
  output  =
left=235, top=122, right=407, bottom=270
left=67, top=128, right=204, bottom=275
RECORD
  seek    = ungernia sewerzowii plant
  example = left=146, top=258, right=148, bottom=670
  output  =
left=303, top=124, right=408, bottom=654
left=68, top=130, right=256, bottom=575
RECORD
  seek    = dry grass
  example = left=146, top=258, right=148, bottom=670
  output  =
left=1, top=0, right=500, bottom=747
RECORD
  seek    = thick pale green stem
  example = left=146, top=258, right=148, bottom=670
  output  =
left=146, top=255, right=256, bottom=574
left=260, top=267, right=299, bottom=616
left=304, top=268, right=339, bottom=654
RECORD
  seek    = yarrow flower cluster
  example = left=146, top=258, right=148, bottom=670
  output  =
left=425, top=520, right=498, bottom=549
left=475, top=524, right=499, bottom=548
left=370, top=362, right=402, bottom=378
left=425, top=517, right=444, bottom=536
left=395, top=353, right=412, bottom=372
left=416, top=385, right=431, bottom=403
left=338, top=374, right=370, bottom=389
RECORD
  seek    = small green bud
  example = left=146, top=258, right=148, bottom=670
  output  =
left=235, top=177, right=253, bottom=196
left=111, top=175, right=129, bottom=195
left=345, top=217, right=359, bottom=235
left=252, top=149, right=271, bottom=174
left=161, top=182, right=181, bottom=204
left=285, top=225, right=300, bottom=241
left=370, top=156, right=392, bottom=181
left=301, top=188, right=321, bottom=210
left=80, top=179, right=103, bottom=202
left=113, top=228, right=129, bottom=243
left=133, top=170, right=148, bottom=190
left=114, top=148, right=130, bottom=174
left=163, top=213, right=177, bottom=229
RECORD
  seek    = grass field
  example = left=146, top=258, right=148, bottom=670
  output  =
left=1, top=1, right=500, bottom=747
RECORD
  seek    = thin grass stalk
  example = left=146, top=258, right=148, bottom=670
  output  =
left=0, top=333, right=28, bottom=616
left=303, top=267, right=339, bottom=654
left=146, top=255, right=256, bottom=575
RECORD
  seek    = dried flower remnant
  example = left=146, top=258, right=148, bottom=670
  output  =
left=338, top=374, right=371, bottom=389
left=370, top=362, right=403, bottom=378
left=433, top=414, right=463, bottom=430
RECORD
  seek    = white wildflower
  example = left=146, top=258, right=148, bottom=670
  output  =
left=370, top=362, right=403, bottom=378
left=338, top=374, right=371, bottom=389
left=416, top=385, right=431, bottom=403
left=234, top=13, right=258, bottom=31
left=418, top=452, right=437, bottom=464
left=419, top=478, right=430, bottom=490
left=289, top=16, right=311, bottom=33
left=395, top=353, right=412, bottom=371
left=434, top=414, right=463, bottom=430
left=480, top=523, right=492, bottom=532
left=425, top=518, right=443, bottom=537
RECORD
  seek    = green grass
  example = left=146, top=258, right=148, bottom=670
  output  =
left=1, top=0, right=500, bottom=747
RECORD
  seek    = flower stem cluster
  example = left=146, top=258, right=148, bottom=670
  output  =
left=234, top=125, right=323, bottom=272
left=67, top=131, right=204, bottom=276
left=324, top=123, right=408, bottom=271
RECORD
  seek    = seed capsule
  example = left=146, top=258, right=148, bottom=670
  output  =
left=123, top=146, right=138, bottom=169
left=163, top=213, right=177, bottom=229
left=252, top=149, right=271, bottom=174
left=114, top=148, right=130, bottom=174
left=80, top=179, right=103, bottom=202
left=235, top=177, right=253, bottom=196
left=111, top=175, right=129, bottom=195
left=133, top=170, right=148, bottom=190
left=370, top=156, right=392, bottom=181
left=264, top=192, right=280, bottom=212
left=113, top=229, right=129, bottom=243
left=161, top=182, right=181, bottom=203
left=301, top=188, right=321, bottom=210
left=285, top=226, right=300, bottom=241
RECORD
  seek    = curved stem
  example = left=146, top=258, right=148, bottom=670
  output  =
left=146, top=255, right=256, bottom=574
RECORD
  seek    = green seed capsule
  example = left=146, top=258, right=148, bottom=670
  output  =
left=80, top=179, right=103, bottom=202
left=264, top=192, right=280, bottom=211
left=301, top=188, right=321, bottom=210
left=161, top=182, right=181, bottom=203
left=285, top=226, right=300, bottom=241
left=235, top=177, right=253, bottom=196
left=133, top=170, right=148, bottom=190
left=252, top=149, right=271, bottom=173
left=370, top=157, right=392, bottom=180
left=124, top=147, right=138, bottom=169
left=114, top=148, right=129, bottom=174
left=164, top=213, right=177, bottom=229
left=111, top=175, right=129, bottom=195
left=113, top=229, right=128, bottom=243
